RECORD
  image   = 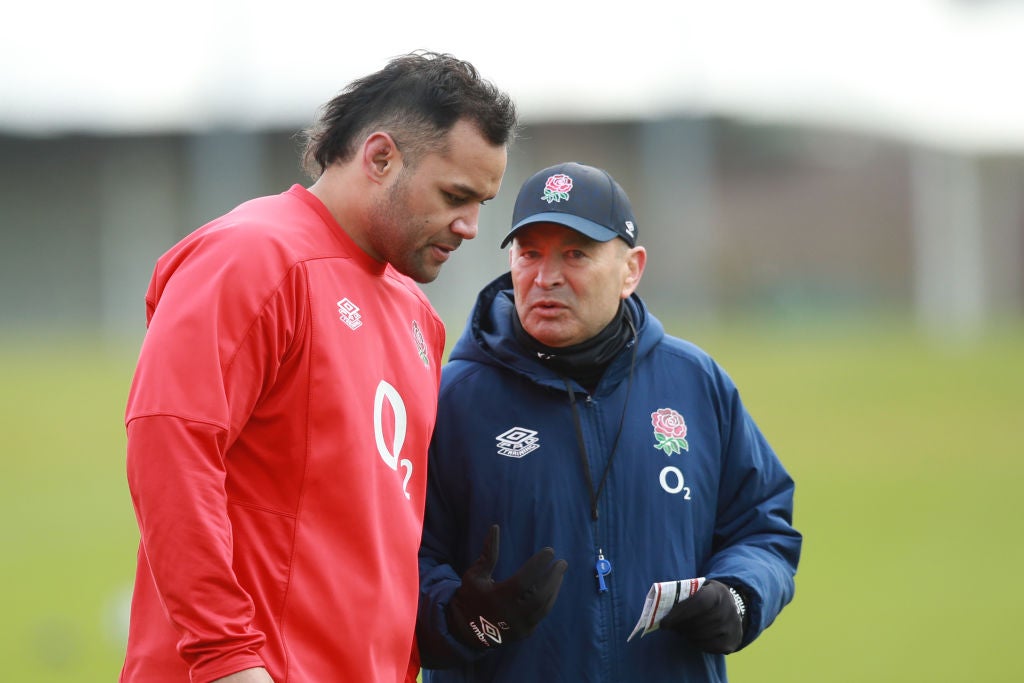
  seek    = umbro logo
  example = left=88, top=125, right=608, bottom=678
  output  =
left=479, top=616, right=502, bottom=643
left=470, top=615, right=507, bottom=646
left=337, top=297, right=362, bottom=330
left=495, top=427, right=540, bottom=458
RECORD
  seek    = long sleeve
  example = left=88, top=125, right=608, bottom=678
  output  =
left=125, top=225, right=301, bottom=680
left=416, top=440, right=490, bottom=669
left=127, top=416, right=268, bottom=678
left=702, top=367, right=802, bottom=649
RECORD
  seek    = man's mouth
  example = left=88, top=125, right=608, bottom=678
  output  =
left=431, top=243, right=457, bottom=261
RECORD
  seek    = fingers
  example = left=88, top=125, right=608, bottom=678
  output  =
left=470, top=524, right=500, bottom=578
left=660, top=580, right=743, bottom=653
left=661, top=585, right=711, bottom=629
left=511, top=551, right=567, bottom=615
left=521, top=559, right=568, bottom=629
left=511, top=546, right=557, bottom=586
left=481, top=536, right=567, bottom=599
left=451, top=537, right=568, bottom=647
left=530, top=557, right=567, bottom=602
left=668, top=580, right=717, bottom=622
left=539, top=558, right=568, bottom=595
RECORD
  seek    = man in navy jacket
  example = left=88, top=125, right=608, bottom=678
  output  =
left=417, top=162, right=802, bottom=682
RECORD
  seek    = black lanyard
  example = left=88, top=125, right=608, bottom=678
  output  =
left=563, top=319, right=638, bottom=522
left=563, top=327, right=637, bottom=593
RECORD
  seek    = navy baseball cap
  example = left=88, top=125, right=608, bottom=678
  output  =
left=500, top=162, right=638, bottom=248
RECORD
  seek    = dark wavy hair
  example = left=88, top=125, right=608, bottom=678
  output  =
left=300, top=50, right=518, bottom=179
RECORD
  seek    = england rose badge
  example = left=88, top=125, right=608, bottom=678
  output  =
left=651, top=408, right=689, bottom=455
left=541, top=173, right=573, bottom=203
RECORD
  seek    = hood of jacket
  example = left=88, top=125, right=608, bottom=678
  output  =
left=448, top=272, right=665, bottom=395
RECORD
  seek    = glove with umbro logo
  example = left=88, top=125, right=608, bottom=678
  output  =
left=446, top=525, right=568, bottom=651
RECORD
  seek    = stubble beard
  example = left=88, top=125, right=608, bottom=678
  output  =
left=368, top=173, right=439, bottom=284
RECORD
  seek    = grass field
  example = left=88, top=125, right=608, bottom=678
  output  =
left=2, top=317, right=1022, bottom=681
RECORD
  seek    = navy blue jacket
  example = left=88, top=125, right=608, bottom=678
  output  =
left=418, top=274, right=801, bottom=682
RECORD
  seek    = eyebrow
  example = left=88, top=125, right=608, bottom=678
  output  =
left=449, top=182, right=495, bottom=202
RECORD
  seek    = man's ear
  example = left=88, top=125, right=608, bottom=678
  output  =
left=361, top=132, right=400, bottom=183
left=622, top=246, right=647, bottom=298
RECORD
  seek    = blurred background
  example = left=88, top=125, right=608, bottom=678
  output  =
left=2, top=0, right=1022, bottom=680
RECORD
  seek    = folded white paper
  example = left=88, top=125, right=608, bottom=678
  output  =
left=627, top=577, right=707, bottom=642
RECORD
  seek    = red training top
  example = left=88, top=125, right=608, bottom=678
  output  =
left=121, top=185, right=442, bottom=683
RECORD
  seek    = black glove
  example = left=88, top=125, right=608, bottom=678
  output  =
left=447, top=525, right=568, bottom=650
left=660, top=579, right=746, bottom=654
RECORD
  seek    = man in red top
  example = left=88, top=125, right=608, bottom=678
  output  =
left=121, top=51, right=516, bottom=683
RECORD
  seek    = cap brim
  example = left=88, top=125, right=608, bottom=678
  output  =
left=499, top=212, right=620, bottom=248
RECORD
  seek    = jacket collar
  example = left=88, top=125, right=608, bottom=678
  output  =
left=450, top=272, right=664, bottom=394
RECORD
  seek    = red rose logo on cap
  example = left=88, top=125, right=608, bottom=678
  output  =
left=542, top=173, right=573, bottom=203
left=651, top=408, right=689, bottom=455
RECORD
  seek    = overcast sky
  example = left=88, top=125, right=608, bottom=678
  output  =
left=4, top=0, right=1024, bottom=151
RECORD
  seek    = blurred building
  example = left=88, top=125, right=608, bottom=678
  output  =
left=1, top=117, right=1021, bottom=343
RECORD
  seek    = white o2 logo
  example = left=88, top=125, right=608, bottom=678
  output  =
left=374, top=380, right=413, bottom=500
left=659, top=466, right=692, bottom=499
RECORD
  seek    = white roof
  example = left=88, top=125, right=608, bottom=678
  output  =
left=5, top=0, right=1024, bottom=152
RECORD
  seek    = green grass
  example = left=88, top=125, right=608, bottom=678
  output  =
left=685, top=318, right=1024, bottom=681
left=2, top=318, right=1022, bottom=681
left=0, top=339, right=139, bottom=682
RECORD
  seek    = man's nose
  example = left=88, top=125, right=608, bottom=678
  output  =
left=451, top=207, right=479, bottom=240
left=535, top=257, right=564, bottom=287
